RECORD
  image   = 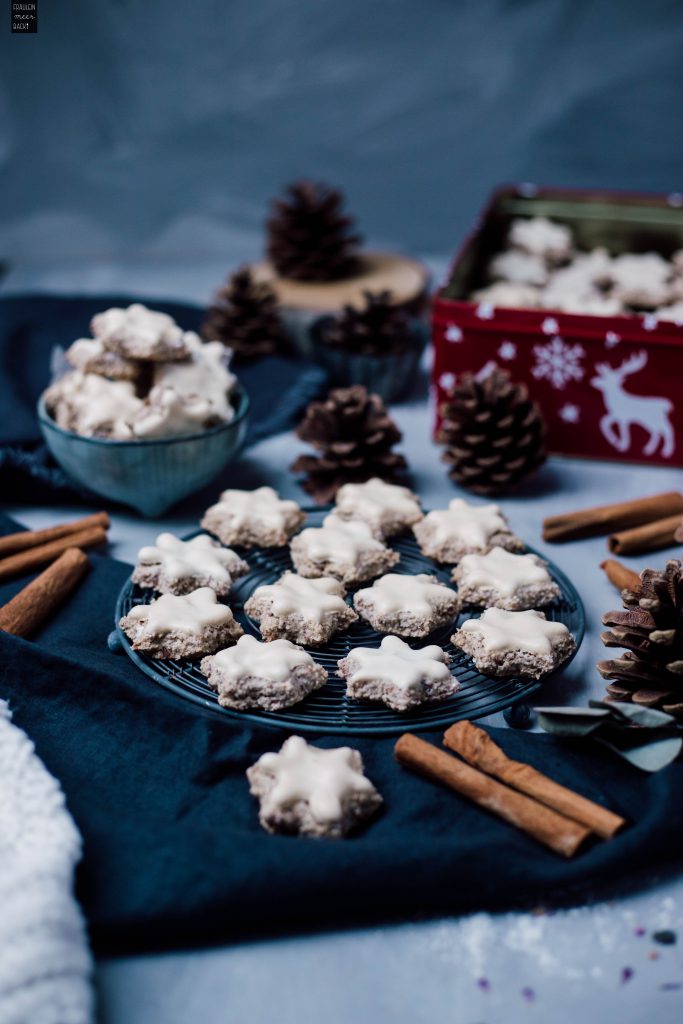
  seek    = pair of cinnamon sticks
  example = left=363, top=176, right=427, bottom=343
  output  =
left=395, top=721, right=625, bottom=858
left=0, top=512, right=109, bottom=638
left=543, top=492, right=683, bottom=590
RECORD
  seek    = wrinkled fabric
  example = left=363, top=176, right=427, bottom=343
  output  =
left=0, top=513, right=681, bottom=955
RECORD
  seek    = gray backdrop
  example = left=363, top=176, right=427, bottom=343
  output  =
left=1, top=0, right=683, bottom=266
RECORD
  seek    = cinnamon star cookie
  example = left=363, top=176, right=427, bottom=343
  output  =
left=245, top=572, right=357, bottom=645
left=201, top=487, right=305, bottom=549
left=201, top=635, right=327, bottom=711
left=247, top=736, right=383, bottom=838
left=413, top=498, right=523, bottom=564
left=338, top=635, right=457, bottom=711
left=119, top=587, right=243, bottom=659
left=290, top=513, right=399, bottom=585
left=353, top=573, right=459, bottom=638
left=333, top=478, right=423, bottom=539
left=452, top=547, right=560, bottom=610
left=132, top=532, right=248, bottom=598
left=92, top=303, right=190, bottom=361
left=452, top=608, right=575, bottom=679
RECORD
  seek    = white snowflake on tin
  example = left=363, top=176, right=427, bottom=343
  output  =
left=497, top=341, right=517, bottom=361
left=559, top=403, right=580, bottom=423
left=531, top=336, right=586, bottom=390
left=642, top=314, right=659, bottom=332
left=445, top=324, right=463, bottom=343
left=475, top=302, right=495, bottom=321
left=605, top=331, right=620, bottom=348
left=438, top=371, right=457, bottom=392
left=541, top=317, right=559, bottom=335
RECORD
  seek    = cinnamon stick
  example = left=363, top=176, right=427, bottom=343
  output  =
left=0, top=512, right=109, bottom=560
left=608, top=514, right=683, bottom=556
left=543, top=492, right=683, bottom=543
left=443, top=721, right=625, bottom=840
left=601, top=558, right=641, bottom=592
left=0, top=526, right=107, bottom=583
left=0, top=548, right=90, bottom=638
left=395, top=733, right=590, bottom=857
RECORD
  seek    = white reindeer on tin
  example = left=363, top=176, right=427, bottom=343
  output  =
left=590, top=351, right=675, bottom=458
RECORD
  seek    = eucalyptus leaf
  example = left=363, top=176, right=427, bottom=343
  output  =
left=535, top=706, right=610, bottom=738
left=594, top=702, right=676, bottom=729
left=596, top=733, right=683, bottom=772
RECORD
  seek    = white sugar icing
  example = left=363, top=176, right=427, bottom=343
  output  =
left=422, top=499, right=508, bottom=550
left=131, top=386, right=214, bottom=438
left=457, top=547, right=551, bottom=596
left=295, top=514, right=385, bottom=562
left=335, top=478, right=422, bottom=526
left=251, top=573, right=347, bottom=620
left=65, top=337, right=134, bottom=375
left=255, top=736, right=375, bottom=824
left=356, top=573, right=455, bottom=616
left=460, top=608, right=570, bottom=654
left=92, top=303, right=184, bottom=352
left=153, top=333, right=236, bottom=420
left=52, top=371, right=141, bottom=437
left=509, top=217, right=573, bottom=260
left=210, top=487, right=301, bottom=530
left=208, top=635, right=314, bottom=682
left=137, top=533, right=244, bottom=584
left=343, top=635, right=451, bottom=692
left=126, top=587, right=233, bottom=635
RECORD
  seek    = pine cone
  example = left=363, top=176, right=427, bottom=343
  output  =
left=317, top=290, right=416, bottom=356
left=290, top=385, right=407, bottom=503
left=437, top=367, right=546, bottom=494
left=203, top=267, right=287, bottom=359
left=598, top=560, right=683, bottom=716
left=266, top=181, right=362, bottom=282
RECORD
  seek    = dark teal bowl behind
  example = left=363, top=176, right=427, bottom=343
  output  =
left=37, top=384, right=250, bottom=516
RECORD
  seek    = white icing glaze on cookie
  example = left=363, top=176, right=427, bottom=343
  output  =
left=421, top=499, right=508, bottom=550
left=137, top=533, right=244, bottom=584
left=457, top=547, right=551, bottom=597
left=489, top=250, right=548, bottom=287
left=49, top=371, right=141, bottom=437
left=153, top=333, right=236, bottom=420
left=125, top=587, right=233, bottom=635
left=342, top=635, right=451, bottom=692
left=509, top=217, right=573, bottom=261
left=459, top=608, right=570, bottom=654
left=334, top=478, right=422, bottom=529
left=251, top=573, right=347, bottom=620
left=295, top=515, right=386, bottom=561
left=92, top=303, right=184, bottom=353
left=131, top=386, right=215, bottom=438
left=254, top=736, right=375, bottom=824
left=356, top=573, right=454, bottom=616
left=210, top=487, right=301, bottom=530
left=208, top=635, right=315, bottom=682
left=608, top=252, right=673, bottom=305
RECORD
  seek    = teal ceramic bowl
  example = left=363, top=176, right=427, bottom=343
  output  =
left=37, top=384, right=250, bottom=517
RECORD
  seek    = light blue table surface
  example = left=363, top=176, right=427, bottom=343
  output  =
left=5, top=264, right=683, bottom=1024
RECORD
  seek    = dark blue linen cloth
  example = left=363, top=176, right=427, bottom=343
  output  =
left=0, top=294, right=327, bottom=504
left=0, top=511, right=681, bottom=955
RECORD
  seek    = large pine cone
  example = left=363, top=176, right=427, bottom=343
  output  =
left=438, top=368, right=546, bottom=494
left=266, top=181, right=362, bottom=282
left=202, top=267, right=287, bottom=359
left=317, top=290, right=416, bottom=356
left=598, top=560, right=683, bottom=716
left=290, top=385, right=407, bottom=503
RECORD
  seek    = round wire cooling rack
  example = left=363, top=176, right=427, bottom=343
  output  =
left=114, top=509, right=585, bottom=736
